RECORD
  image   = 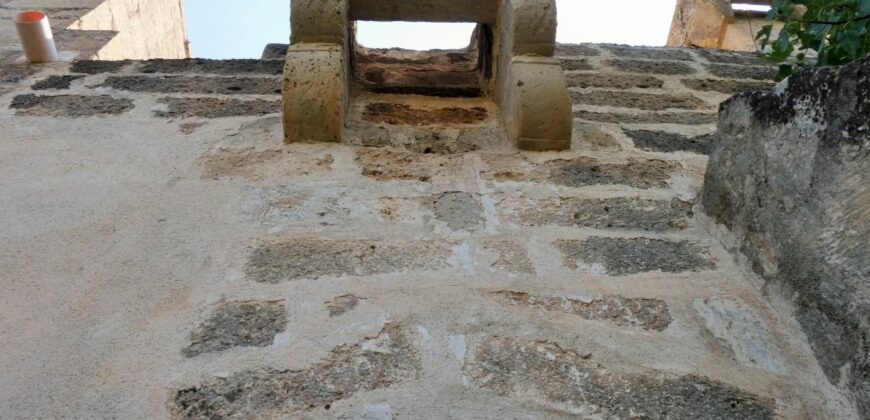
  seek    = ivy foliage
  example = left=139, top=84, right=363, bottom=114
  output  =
left=757, top=0, right=870, bottom=80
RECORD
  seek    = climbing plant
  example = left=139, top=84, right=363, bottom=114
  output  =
left=756, top=0, right=870, bottom=80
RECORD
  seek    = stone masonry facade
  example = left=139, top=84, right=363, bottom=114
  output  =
left=0, top=43, right=862, bottom=419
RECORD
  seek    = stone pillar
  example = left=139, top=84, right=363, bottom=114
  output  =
left=497, top=0, right=572, bottom=151
left=667, top=0, right=734, bottom=49
left=283, top=0, right=349, bottom=143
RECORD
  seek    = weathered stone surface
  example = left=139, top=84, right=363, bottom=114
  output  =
left=31, top=75, right=85, bottom=90
left=326, top=294, right=360, bottom=317
left=283, top=44, right=344, bottom=143
left=667, top=0, right=733, bottom=49
left=467, top=337, right=773, bottom=418
left=701, top=56, right=870, bottom=415
left=545, top=157, right=681, bottom=189
left=571, top=91, right=709, bottom=111
left=354, top=48, right=482, bottom=98
left=567, top=73, right=663, bottom=89
left=70, top=60, right=131, bottom=74
left=705, top=63, right=776, bottom=80
left=495, top=291, right=673, bottom=331
left=101, top=76, right=281, bottom=95
left=362, top=103, right=487, bottom=126
left=261, top=43, right=289, bottom=60
left=183, top=301, right=287, bottom=357
left=695, top=49, right=768, bottom=65
left=428, top=192, right=484, bottom=231
left=246, top=239, right=452, bottom=283
left=555, top=237, right=715, bottom=275
left=500, top=196, right=694, bottom=231
left=574, top=110, right=717, bottom=125
left=555, top=43, right=601, bottom=56
left=560, top=58, right=595, bottom=71
left=694, top=298, right=788, bottom=373
left=681, top=78, right=774, bottom=94
left=173, top=324, right=420, bottom=418
left=624, top=129, right=715, bottom=154
left=607, top=59, right=697, bottom=75
left=481, top=240, right=535, bottom=274
left=601, top=44, right=694, bottom=61
left=141, top=59, right=284, bottom=75
left=10, top=94, right=134, bottom=117
left=506, top=57, right=573, bottom=151
left=156, top=98, right=280, bottom=118
left=355, top=148, right=462, bottom=182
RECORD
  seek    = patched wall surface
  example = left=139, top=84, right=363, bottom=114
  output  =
left=702, top=55, right=870, bottom=417
left=0, top=44, right=859, bottom=418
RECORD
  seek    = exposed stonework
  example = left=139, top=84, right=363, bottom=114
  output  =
left=555, top=237, right=716, bottom=275
left=624, top=129, right=715, bottom=154
left=172, top=324, right=421, bottom=418
left=498, top=197, right=694, bottom=231
left=467, top=337, right=774, bottom=418
left=10, top=94, right=134, bottom=117
left=701, top=56, right=869, bottom=416
left=183, top=301, right=288, bottom=357
left=245, top=239, right=453, bottom=283
left=495, top=291, right=673, bottom=331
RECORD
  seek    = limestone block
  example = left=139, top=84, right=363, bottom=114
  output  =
left=290, top=0, right=348, bottom=45
left=283, top=44, right=345, bottom=143
left=667, top=0, right=733, bottom=48
left=507, top=0, right=557, bottom=57
left=505, top=57, right=571, bottom=151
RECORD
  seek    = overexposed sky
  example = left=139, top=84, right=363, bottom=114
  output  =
left=187, top=0, right=680, bottom=58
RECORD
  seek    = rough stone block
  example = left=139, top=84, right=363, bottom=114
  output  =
left=624, top=129, right=715, bottom=154
left=555, top=237, right=715, bottom=275
left=545, top=157, right=681, bottom=189
left=567, top=73, right=663, bottom=89
left=668, top=0, right=733, bottom=49
left=70, top=60, right=131, bottom=74
left=355, top=148, right=463, bottom=182
left=362, top=103, right=487, bottom=126
left=10, top=94, right=134, bottom=117
left=467, top=337, right=773, bottom=418
left=700, top=55, right=870, bottom=415
left=183, top=301, right=287, bottom=357
left=681, top=78, right=774, bottom=94
left=573, top=110, right=717, bottom=125
left=607, top=59, right=697, bottom=75
left=156, top=98, right=280, bottom=118
left=291, top=0, right=348, bottom=44
left=31, top=75, right=85, bottom=90
left=507, top=57, right=573, bottom=151
left=555, top=43, right=601, bottom=56
left=601, top=44, right=695, bottom=61
left=102, top=76, right=281, bottom=95
left=498, top=196, right=694, bottom=231
left=246, top=238, right=452, bottom=283
left=173, top=324, right=420, bottom=418
left=560, top=58, right=595, bottom=71
left=140, top=59, right=284, bottom=75
left=495, top=291, right=673, bottom=331
left=705, top=63, right=776, bottom=80
left=428, top=192, right=484, bottom=231
left=571, top=90, right=709, bottom=111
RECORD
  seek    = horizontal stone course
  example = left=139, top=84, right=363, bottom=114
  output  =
left=624, top=129, right=715, bottom=154
left=555, top=43, right=601, bottom=56
left=183, top=301, right=287, bottom=357
left=555, top=237, right=715, bottom=275
left=10, top=94, right=134, bottom=117
left=706, top=63, right=777, bottom=80
left=140, top=59, right=284, bottom=75
left=607, top=59, right=697, bottom=75
left=499, top=196, right=694, bottom=231
left=574, top=110, right=717, bottom=125
left=560, top=58, right=595, bottom=71
left=70, top=60, right=132, bottom=74
left=695, top=49, right=768, bottom=66
left=567, top=73, right=663, bottom=89
left=246, top=238, right=453, bottom=283
left=102, top=75, right=282, bottom=95
left=547, top=157, right=680, bottom=189
left=681, top=78, right=775, bottom=94
left=571, top=91, right=709, bottom=111
left=156, top=97, right=280, bottom=118
left=495, top=291, right=673, bottom=331
left=601, top=44, right=695, bottom=61
left=468, top=337, right=773, bottom=418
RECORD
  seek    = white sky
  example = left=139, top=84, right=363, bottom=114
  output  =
left=358, top=0, right=680, bottom=50
left=187, top=0, right=682, bottom=58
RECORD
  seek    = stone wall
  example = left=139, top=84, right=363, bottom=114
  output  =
left=701, top=56, right=869, bottom=417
